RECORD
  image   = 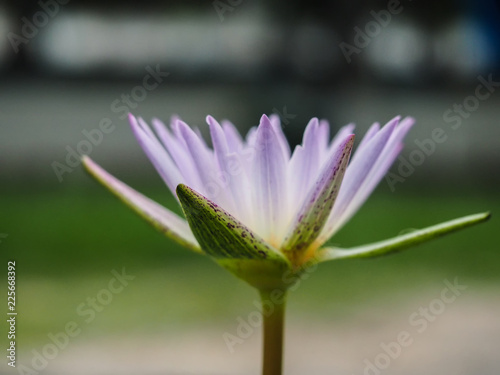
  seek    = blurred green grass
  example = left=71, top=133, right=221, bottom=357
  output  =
left=0, top=184, right=497, bottom=345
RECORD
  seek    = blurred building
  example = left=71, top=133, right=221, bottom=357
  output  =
left=1, top=0, right=499, bottom=187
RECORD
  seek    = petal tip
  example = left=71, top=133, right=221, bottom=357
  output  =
left=401, top=116, right=416, bottom=128
left=259, top=114, right=271, bottom=126
left=128, top=114, right=142, bottom=134
left=176, top=119, right=190, bottom=131
left=128, top=113, right=137, bottom=124
left=387, top=116, right=401, bottom=128
left=206, top=115, right=215, bottom=124
left=206, top=115, right=220, bottom=129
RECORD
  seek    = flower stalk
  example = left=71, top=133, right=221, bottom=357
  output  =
left=260, top=289, right=287, bottom=375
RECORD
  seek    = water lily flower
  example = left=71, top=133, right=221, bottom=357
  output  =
left=83, top=113, right=489, bottom=375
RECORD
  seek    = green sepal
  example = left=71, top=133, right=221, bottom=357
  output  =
left=82, top=156, right=202, bottom=254
left=318, top=212, right=491, bottom=262
left=281, top=135, right=354, bottom=263
left=176, top=184, right=294, bottom=290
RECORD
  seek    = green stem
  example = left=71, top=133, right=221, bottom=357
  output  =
left=260, top=289, right=287, bottom=375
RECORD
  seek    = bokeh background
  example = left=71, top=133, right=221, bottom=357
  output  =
left=1, top=0, right=499, bottom=374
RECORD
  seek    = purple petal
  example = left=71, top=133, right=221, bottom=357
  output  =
left=168, top=115, right=184, bottom=139
left=356, top=122, right=380, bottom=151
left=269, top=114, right=291, bottom=160
left=317, top=119, right=331, bottom=159
left=151, top=118, right=202, bottom=189
left=334, top=117, right=399, bottom=208
left=245, top=126, right=258, bottom=147
left=289, top=118, right=321, bottom=203
left=281, top=134, right=355, bottom=257
left=320, top=117, right=414, bottom=241
left=288, top=118, right=330, bottom=207
left=251, top=115, right=288, bottom=244
left=327, top=123, right=356, bottom=161
left=129, top=114, right=183, bottom=195
left=176, top=120, right=222, bottom=203
left=206, top=115, right=241, bottom=216
left=82, top=156, right=201, bottom=253
left=221, top=120, right=244, bottom=153
left=287, top=144, right=306, bottom=207
left=341, top=118, right=414, bottom=222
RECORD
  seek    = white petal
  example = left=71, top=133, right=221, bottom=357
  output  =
left=318, top=119, right=331, bottom=147
left=251, top=115, right=288, bottom=245
left=287, top=144, right=306, bottom=209
left=269, top=114, right=291, bottom=160
left=176, top=120, right=220, bottom=200
left=206, top=115, right=243, bottom=217
left=288, top=118, right=322, bottom=206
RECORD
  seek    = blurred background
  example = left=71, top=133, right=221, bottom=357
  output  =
left=0, top=0, right=499, bottom=374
